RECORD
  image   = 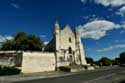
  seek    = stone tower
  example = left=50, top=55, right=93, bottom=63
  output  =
left=75, top=28, right=87, bottom=65
left=54, top=21, right=60, bottom=68
left=54, top=21, right=60, bottom=51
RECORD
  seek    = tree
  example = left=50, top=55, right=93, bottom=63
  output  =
left=99, top=57, right=112, bottom=66
left=120, top=52, right=125, bottom=65
left=85, top=57, right=94, bottom=65
left=112, top=58, right=120, bottom=65
left=1, top=32, right=44, bottom=51
left=1, top=40, right=14, bottom=51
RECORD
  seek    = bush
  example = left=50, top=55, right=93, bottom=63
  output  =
left=82, top=65, right=88, bottom=69
left=99, top=57, right=112, bottom=66
left=85, top=57, right=94, bottom=65
left=94, top=61, right=100, bottom=66
left=59, top=66, right=71, bottom=72
left=119, top=80, right=125, bottom=83
left=120, top=52, right=125, bottom=65
left=0, top=66, right=21, bottom=76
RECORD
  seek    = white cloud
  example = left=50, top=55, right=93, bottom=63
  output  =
left=40, top=35, right=46, bottom=38
left=83, top=14, right=105, bottom=21
left=120, top=6, right=125, bottom=14
left=116, top=6, right=125, bottom=16
left=10, top=3, right=20, bottom=9
left=120, top=30, right=125, bottom=34
left=0, top=35, right=13, bottom=43
left=97, top=44, right=125, bottom=52
left=77, top=20, right=122, bottom=40
left=123, top=23, right=125, bottom=28
left=44, top=41, right=49, bottom=45
left=81, top=0, right=87, bottom=3
left=94, top=0, right=125, bottom=7
left=115, top=40, right=125, bottom=43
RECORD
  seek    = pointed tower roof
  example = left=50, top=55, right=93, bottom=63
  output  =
left=75, top=27, right=80, bottom=34
left=63, top=24, right=71, bottom=30
left=54, top=20, right=60, bottom=30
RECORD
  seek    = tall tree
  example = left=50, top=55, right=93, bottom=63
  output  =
left=120, top=52, right=125, bottom=65
left=85, top=57, right=94, bottom=65
left=99, top=57, right=112, bottom=66
left=1, top=32, right=44, bottom=51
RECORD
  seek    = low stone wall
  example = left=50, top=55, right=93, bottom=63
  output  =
left=0, top=51, right=21, bottom=67
left=21, top=52, right=55, bottom=73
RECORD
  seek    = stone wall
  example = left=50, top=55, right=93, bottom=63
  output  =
left=0, top=51, right=20, bottom=67
left=21, top=52, right=55, bottom=73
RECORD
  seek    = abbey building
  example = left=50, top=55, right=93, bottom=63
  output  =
left=0, top=21, right=87, bottom=73
left=44, top=21, right=87, bottom=67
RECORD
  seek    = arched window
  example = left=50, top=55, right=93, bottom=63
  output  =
left=68, top=47, right=72, bottom=54
left=69, top=37, right=72, bottom=43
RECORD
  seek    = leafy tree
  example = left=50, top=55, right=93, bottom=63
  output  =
left=1, top=40, right=15, bottom=50
left=85, top=57, right=94, bottom=65
left=1, top=32, right=44, bottom=51
left=94, top=61, right=100, bottom=66
left=99, top=57, right=112, bottom=66
left=112, top=58, right=120, bottom=65
left=120, top=52, right=125, bottom=64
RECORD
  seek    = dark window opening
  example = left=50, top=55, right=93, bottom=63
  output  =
left=68, top=47, right=72, bottom=54
left=69, top=37, right=72, bottom=43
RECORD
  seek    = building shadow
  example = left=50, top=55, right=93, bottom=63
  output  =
left=119, top=80, right=125, bottom=83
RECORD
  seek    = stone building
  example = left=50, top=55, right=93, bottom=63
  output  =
left=0, top=22, right=87, bottom=73
left=44, top=21, right=87, bottom=67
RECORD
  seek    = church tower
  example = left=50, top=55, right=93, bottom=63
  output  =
left=54, top=21, right=60, bottom=52
left=75, top=28, right=87, bottom=65
left=54, top=21, right=61, bottom=68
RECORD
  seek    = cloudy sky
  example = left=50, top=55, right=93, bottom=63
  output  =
left=0, top=0, right=125, bottom=60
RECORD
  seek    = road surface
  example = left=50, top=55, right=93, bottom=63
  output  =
left=13, top=66, right=125, bottom=83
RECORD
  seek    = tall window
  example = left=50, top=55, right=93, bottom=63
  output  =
left=68, top=47, right=72, bottom=54
left=69, top=37, right=72, bottom=43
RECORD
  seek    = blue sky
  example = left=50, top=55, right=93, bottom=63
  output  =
left=0, top=0, right=125, bottom=60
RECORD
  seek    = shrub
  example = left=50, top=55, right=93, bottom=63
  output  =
left=120, top=52, right=125, bottom=65
left=119, top=80, right=125, bottom=83
left=0, top=66, right=21, bottom=76
left=59, top=66, right=71, bottom=72
left=85, top=57, right=94, bottom=65
left=99, top=57, right=112, bottom=66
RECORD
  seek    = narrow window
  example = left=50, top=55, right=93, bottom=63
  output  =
left=69, top=37, right=72, bottom=43
left=68, top=47, right=72, bottom=54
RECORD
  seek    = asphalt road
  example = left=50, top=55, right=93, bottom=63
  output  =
left=13, top=66, right=125, bottom=83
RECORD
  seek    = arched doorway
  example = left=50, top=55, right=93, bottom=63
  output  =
left=68, top=47, right=74, bottom=64
left=68, top=47, right=72, bottom=54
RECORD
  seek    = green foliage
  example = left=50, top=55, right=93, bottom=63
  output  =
left=85, top=57, right=94, bottom=65
left=112, top=58, right=120, bottom=65
left=1, top=32, right=44, bottom=51
left=99, top=57, right=112, bottom=66
left=0, top=66, right=21, bottom=76
left=1, top=40, right=15, bottom=50
left=120, top=52, right=125, bottom=64
left=59, top=66, right=71, bottom=72
left=94, top=61, right=100, bottom=66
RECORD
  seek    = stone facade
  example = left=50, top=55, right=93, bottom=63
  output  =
left=45, top=21, right=87, bottom=68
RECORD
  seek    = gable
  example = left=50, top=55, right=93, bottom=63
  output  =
left=60, top=25, right=76, bottom=50
left=61, top=25, right=75, bottom=37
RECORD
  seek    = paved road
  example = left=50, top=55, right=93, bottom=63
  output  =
left=13, top=66, right=125, bottom=83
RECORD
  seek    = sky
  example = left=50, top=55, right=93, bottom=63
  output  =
left=0, top=0, right=125, bottom=60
